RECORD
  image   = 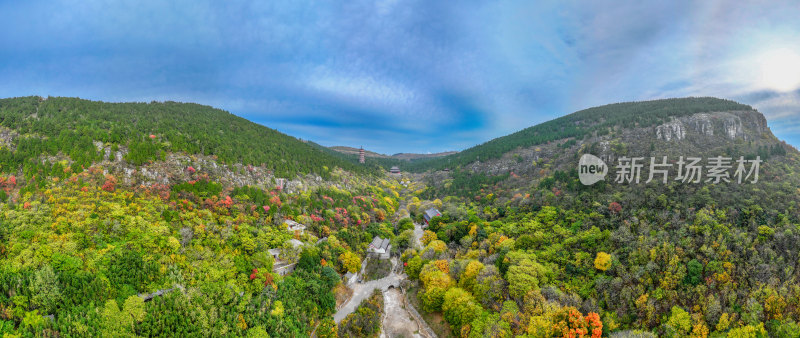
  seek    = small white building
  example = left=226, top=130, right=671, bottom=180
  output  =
left=269, top=239, right=305, bottom=276
left=285, top=220, right=306, bottom=234
left=368, top=236, right=392, bottom=259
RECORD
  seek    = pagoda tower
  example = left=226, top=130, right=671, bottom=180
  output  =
left=359, top=147, right=365, bottom=164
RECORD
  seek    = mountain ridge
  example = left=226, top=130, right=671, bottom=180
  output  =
left=328, top=146, right=458, bottom=160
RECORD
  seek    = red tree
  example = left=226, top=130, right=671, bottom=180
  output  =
left=102, top=175, right=117, bottom=192
left=609, top=202, right=622, bottom=214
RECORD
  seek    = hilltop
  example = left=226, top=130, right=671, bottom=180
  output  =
left=0, top=96, right=378, bottom=180
left=390, top=151, right=459, bottom=160
left=329, top=146, right=391, bottom=158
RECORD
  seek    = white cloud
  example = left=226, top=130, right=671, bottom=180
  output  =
left=305, top=70, right=417, bottom=108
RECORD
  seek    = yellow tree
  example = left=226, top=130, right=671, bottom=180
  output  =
left=665, top=306, right=692, bottom=336
left=459, top=260, right=484, bottom=292
left=427, top=240, right=448, bottom=255
left=338, top=251, right=361, bottom=273
left=421, top=230, right=437, bottom=246
left=594, top=252, right=611, bottom=271
left=419, top=261, right=454, bottom=312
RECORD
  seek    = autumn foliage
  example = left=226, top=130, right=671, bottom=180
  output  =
left=101, top=175, right=117, bottom=192
left=608, top=201, right=622, bottom=214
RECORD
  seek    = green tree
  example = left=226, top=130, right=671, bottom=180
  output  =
left=664, top=306, right=691, bottom=337
left=406, top=255, right=424, bottom=280
left=684, top=259, right=703, bottom=286
left=442, top=287, right=481, bottom=334
left=29, top=265, right=62, bottom=314
left=506, top=257, right=548, bottom=300
left=100, top=299, right=131, bottom=337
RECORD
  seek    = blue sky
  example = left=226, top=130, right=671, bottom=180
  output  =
left=1, top=0, right=800, bottom=154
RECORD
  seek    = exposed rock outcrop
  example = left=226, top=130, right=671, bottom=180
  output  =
left=655, top=111, right=768, bottom=142
left=655, top=120, right=685, bottom=141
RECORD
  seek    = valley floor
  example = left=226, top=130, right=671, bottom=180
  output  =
left=334, top=223, right=436, bottom=337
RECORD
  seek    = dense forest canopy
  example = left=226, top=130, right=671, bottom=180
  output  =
left=0, top=163, right=403, bottom=336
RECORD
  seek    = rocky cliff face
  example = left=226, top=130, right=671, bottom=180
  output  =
left=655, top=110, right=768, bottom=142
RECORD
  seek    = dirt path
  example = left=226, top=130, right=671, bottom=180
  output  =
left=380, top=288, right=423, bottom=338
left=413, top=222, right=424, bottom=249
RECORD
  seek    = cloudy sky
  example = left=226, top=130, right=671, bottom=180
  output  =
left=1, top=0, right=799, bottom=154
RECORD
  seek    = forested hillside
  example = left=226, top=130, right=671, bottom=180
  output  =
left=0, top=95, right=410, bottom=336
left=0, top=163, right=403, bottom=336
left=393, top=98, right=800, bottom=337
left=400, top=143, right=800, bottom=336
left=0, top=96, right=376, bottom=178
left=401, top=97, right=754, bottom=172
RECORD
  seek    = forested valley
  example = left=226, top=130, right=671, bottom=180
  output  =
left=0, top=96, right=798, bottom=337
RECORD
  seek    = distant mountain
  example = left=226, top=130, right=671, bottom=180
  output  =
left=389, top=151, right=459, bottom=160
left=329, top=146, right=391, bottom=158
left=329, top=146, right=457, bottom=160
left=0, top=96, right=378, bottom=179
